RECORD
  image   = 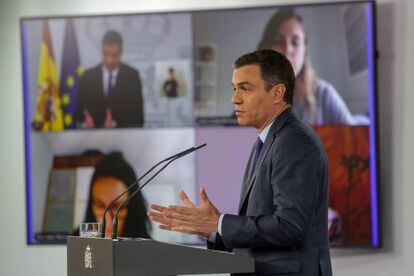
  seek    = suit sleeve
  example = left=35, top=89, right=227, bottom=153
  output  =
left=207, top=233, right=231, bottom=252
left=221, top=130, right=324, bottom=250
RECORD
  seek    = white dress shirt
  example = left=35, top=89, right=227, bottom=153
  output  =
left=102, top=65, right=120, bottom=97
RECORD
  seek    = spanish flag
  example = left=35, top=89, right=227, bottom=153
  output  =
left=33, top=21, right=64, bottom=131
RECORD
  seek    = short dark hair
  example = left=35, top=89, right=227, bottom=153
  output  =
left=234, top=49, right=295, bottom=105
left=102, top=30, right=123, bottom=47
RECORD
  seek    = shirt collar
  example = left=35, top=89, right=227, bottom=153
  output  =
left=102, top=65, right=120, bottom=77
left=258, top=120, right=274, bottom=143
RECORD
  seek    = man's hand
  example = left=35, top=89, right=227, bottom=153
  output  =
left=83, top=109, right=95, bottom=128
left=104, top=108, right=117, bottom=128
left=148, top=187, right=221, bottom=239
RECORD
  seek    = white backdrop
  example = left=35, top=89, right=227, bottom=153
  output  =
left=0, top=0, right=413, bottom=275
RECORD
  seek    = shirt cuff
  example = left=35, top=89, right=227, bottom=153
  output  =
left=218, top=213, right=224, bottom=236
left=208, top=214, right=225, bottom=242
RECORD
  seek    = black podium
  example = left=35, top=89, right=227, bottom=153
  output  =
left=67, top=236, right=254, bottom=275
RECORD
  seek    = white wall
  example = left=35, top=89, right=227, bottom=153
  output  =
left=0, top=0, right=413, bottom=275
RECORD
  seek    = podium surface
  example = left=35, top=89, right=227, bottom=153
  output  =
left=67, top=236, right=254, bottom=276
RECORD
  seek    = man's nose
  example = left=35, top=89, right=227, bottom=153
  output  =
left=231, top=91, right=242, bottom=105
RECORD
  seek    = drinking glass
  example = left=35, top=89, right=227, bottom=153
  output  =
left=79, top=222, right=102, bottom=238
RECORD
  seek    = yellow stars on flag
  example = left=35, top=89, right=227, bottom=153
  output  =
left=64, top=114, right=73, bottom=126
left=62, top=93, right=70, bottom=106
left=66, top=75, right=74, bottom=88
left=77, top=65, right=84, bottom=77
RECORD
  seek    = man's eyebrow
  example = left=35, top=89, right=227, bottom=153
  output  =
left=232, top=81, right=254, bottom=86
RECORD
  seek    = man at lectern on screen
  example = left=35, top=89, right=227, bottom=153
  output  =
left=75, top=30, right=144, bottom=128
left=148, top=49, right=332, bottom=275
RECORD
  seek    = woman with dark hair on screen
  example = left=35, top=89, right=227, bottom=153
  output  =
left=83, top=152, right=151, bottom=238
left=258, top=9, right=355, bottom=125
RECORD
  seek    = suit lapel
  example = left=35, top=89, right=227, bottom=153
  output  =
left=238, top=136, right=275, bottom=214
left=114, top=63, right=124, bottom=92
left=237, top=108, right=293, bottom=214
left=96, top=66, right=104, bottom=98
left=238, top=146, right=256, bottom=212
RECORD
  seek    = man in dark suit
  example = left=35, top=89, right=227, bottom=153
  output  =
left=148, top=49, right=332, bottom=275
left=75, top=30, right=144, bottom=128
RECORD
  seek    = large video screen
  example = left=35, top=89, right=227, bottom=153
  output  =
left=21, top=1, right=379, bottom=247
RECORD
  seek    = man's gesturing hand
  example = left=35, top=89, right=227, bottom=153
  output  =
left=148, top=186, right=221, bottom=239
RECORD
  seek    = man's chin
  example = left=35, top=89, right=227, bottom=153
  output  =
left=236, top=117, right=249, bottom=126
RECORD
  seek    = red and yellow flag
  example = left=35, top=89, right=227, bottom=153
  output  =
left=34, top=21, right=64, bottom=131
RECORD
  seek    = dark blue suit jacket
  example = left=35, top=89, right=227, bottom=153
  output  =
left=208, top=108, right=332, bottom=276
left=75, top=63, right=144, bottom=128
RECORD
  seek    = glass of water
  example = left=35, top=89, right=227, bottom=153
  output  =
left=79, top=222, right=102, bottom=238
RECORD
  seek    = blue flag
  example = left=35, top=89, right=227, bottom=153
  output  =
left=59, top=19, right=83, bottom=129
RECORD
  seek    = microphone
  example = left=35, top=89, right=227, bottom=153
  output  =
left=111, top=143, right=207, bottom=239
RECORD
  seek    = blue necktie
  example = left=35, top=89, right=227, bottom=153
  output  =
left=108, top=73, right=114, bottom=96
left=254, top=137, right=264, bottom=167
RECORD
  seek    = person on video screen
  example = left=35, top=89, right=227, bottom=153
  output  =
left=75, top=30, right=144, bottom=128
left=258, top=9, right=355, bottom=125
left=163, top=67, right=180, bottom=98
left=82, top=153, right=150, bottom=238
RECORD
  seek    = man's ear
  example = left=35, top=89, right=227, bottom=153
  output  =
left=271, top=84, right=286, bottom=104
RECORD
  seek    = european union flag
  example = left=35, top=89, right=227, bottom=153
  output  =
left=59, top=19, right=83, bottom=129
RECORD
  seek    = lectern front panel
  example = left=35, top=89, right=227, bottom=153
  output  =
left=67, top=237, right=114, bottom=276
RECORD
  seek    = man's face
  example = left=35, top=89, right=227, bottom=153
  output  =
left=102, top=43, right=122, bottom=71
left=231, top=64, right=278, bottom=130
left=168, top=69, right=175, bottom=79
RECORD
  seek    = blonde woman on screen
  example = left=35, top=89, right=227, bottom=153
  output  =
left=258, top=9, right=355, bottom=125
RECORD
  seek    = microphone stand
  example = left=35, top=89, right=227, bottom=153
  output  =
left=111, top=156, right=179, bottom=239
left=100, top=146, right=203, bottom=237
left=111, top=143, right=206, bottom=239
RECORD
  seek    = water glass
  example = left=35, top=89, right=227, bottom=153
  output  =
left=79, top=222, right=102, bottom=238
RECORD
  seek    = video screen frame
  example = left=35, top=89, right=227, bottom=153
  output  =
left=20, top=0, right=380, bottom=247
